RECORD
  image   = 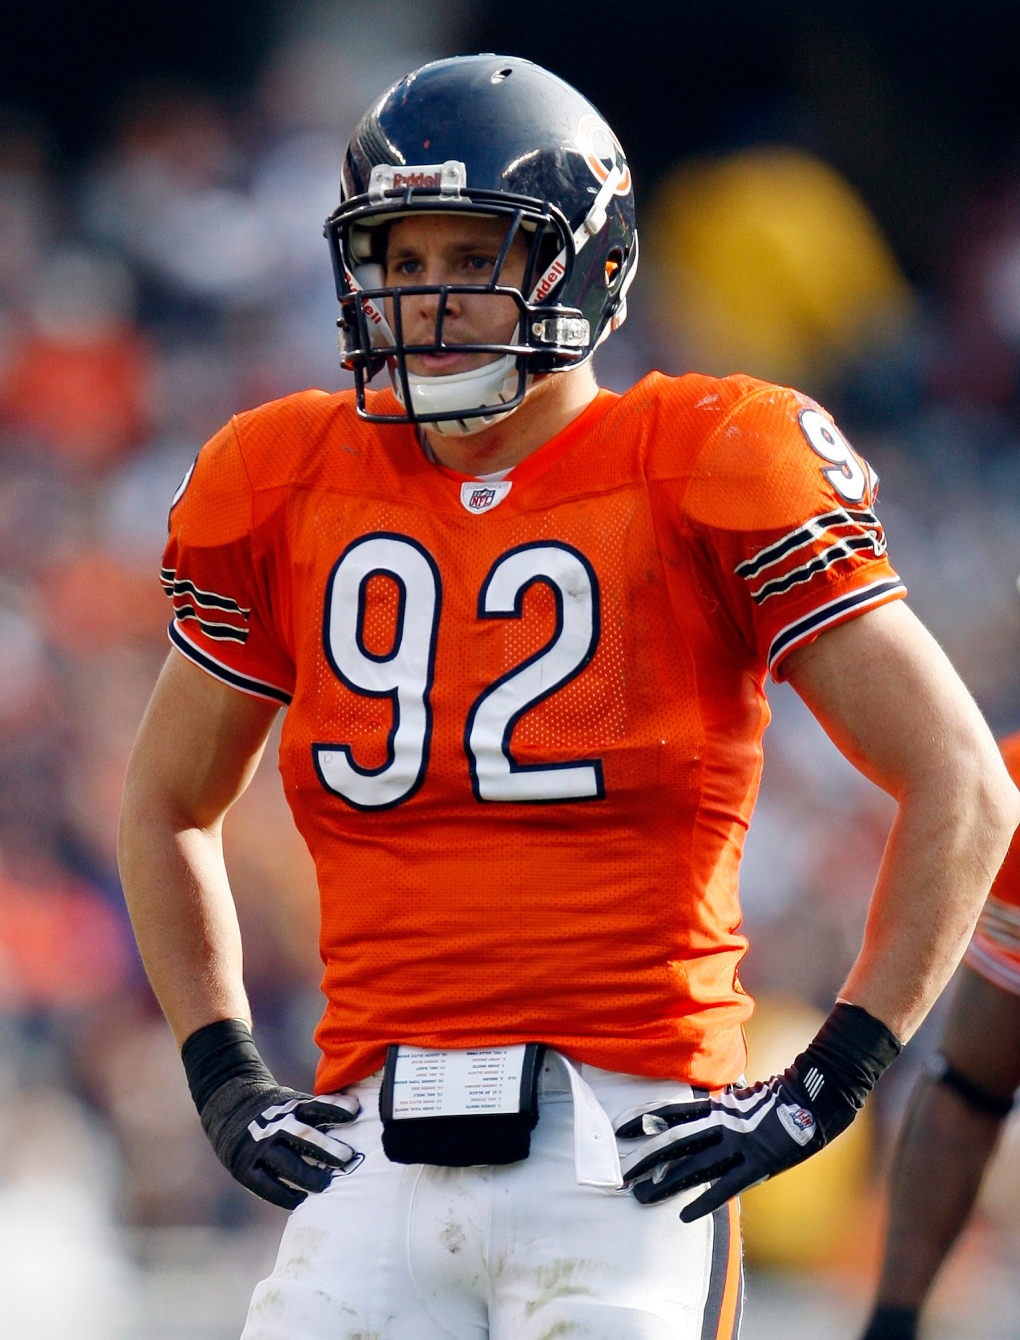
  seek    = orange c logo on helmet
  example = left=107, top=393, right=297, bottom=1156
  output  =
left=576, top=113, right=632, bottom=196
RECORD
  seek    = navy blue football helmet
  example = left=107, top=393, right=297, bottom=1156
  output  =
left=324, top=54, right=638, bottom=435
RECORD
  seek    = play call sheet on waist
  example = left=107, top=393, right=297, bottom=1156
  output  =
left=390, top=1045, right=528, bottom=1117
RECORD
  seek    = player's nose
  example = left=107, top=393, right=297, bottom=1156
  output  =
left=414, top=283, right=462, bottom=339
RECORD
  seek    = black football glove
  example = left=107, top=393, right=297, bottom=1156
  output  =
left=617, top=1065, right=835, bottom=1220
left=615, top=1002, right=901, bottom=1222
left=182, top=1019, right=361, bottom=1211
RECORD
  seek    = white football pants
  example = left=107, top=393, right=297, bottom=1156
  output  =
left=240, top=1052, right=743, bottom=1339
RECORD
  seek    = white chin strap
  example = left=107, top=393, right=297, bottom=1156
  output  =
left=389, top=352, right=526, bottom=437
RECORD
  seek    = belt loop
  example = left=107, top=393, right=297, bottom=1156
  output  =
left=557, top=1055, right=624, bottom=1189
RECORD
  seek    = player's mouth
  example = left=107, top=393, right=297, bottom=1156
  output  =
left=409, top=350, right=487, bottom=375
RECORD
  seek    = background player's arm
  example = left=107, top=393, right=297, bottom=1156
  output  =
left=860, top=965, right=1020, bottom=1338
left=118, top=648, right=280, bottom=1044
left=784, top=599, right=1020, bottom=1041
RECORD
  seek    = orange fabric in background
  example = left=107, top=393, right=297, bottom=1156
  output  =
left=163, top=375, right=904, bottom=1093
left=0, top=873, right=131, bottom=1008
left=0, top=328, right=151, bottom=465
left=41, top=550, right=169, bottom=653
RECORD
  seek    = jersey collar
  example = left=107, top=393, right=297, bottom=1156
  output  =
left=417, top=389, right=619, bottom=488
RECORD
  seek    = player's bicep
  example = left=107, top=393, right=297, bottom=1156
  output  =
left=781, top=600, right=1003, bottom=801
left=123, top=648, right=280, bottom=831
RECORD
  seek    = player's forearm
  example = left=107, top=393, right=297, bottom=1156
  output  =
left=840, top=766, right=1019, bottom=1040
left=118, top=796, right=251, bottom=1045
left=874, top=1069, right=1003, bottom=1309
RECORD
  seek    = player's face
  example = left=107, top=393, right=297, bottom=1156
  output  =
left=382, top=214, right=528, bottom=377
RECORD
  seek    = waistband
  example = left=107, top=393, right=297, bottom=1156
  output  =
left=343, top=1049, right=696, bottom=1191
left=349, top=1051, right=691, bottom=1098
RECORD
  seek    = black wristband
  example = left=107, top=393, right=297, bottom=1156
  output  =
left=795, top=1002, right=902, bottom=1139
left=861, top=1304, right=919, bottom=1339
left=180, top=1018, right=275, bottom=1114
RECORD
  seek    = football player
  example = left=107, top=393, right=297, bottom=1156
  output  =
left=118, top=56, right=1019, bottom=1338
left=861, top=734, right=1020, bottom=1340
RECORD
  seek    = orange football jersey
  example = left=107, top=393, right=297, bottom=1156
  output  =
left=965, top=731, right=1020, bottom=995
left=161, top=371, right=904, bottom=1092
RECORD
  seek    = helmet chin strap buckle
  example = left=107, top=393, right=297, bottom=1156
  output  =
left=531, top=317, right=590, bottom=348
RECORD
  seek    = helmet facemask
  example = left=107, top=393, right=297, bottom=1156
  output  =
left=326, top=179, right=598, bottom=435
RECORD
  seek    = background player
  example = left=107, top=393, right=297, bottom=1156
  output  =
left=861, top=732, right=1020, bottom=1340
left=118, top=55, right=1019, bottom=1338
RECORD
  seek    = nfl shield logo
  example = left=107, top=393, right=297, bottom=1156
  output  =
left=777, top=1102, right=817, bottom=1147
left=460, top=480, right=513, bottom=514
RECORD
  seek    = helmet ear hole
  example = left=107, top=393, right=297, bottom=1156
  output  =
left=605, top=248, right=624, bottom=290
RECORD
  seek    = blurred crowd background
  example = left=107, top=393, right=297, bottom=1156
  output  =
left=3, top=1, right=1020, bottom=1335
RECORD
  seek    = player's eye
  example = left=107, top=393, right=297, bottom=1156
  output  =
left=390, top=257, right=423, bottom=279
left=464, top=254, right=496, bottom=275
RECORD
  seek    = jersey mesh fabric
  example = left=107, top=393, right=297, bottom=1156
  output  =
left=162, top=372, right=905, bottom=1092
left=965, top=731, right=1020, bottom=995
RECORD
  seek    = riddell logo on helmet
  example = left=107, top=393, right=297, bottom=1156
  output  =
left=533, top=259, right=566, bottom=303
left=368, top=161, right=468, bottom=200
left=392, top=170, right=442, bottom=189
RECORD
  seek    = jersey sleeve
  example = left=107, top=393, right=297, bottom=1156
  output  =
left=683, top=384, right=905, bottom=679
left=160, top=418, right=295, bottom=705
left=964, top=732, right=1020, bottom=995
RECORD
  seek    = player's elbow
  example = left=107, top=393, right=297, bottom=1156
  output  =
left=979, top=763, right=1020, bottom=878
left=116, top=760, right=161, bottom=890
left=945, top=733, right=1020, bottom=882
left=117, top=743, right=202, bottom=884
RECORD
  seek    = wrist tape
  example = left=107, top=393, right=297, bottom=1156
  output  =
left=180, top=1018, right=275, bottom=1114
left=795, top=1002, right=903, bottom=1141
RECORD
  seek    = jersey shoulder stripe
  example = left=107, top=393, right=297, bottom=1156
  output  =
left=734, top=507, right=881, bottom=581
left=160, top=568, right=252, bottom=615
left=162, top=566, right=251, bottom=644
left=170, top=606, right=250, bottom=644
left=748, top=528, right=888, bottom=606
